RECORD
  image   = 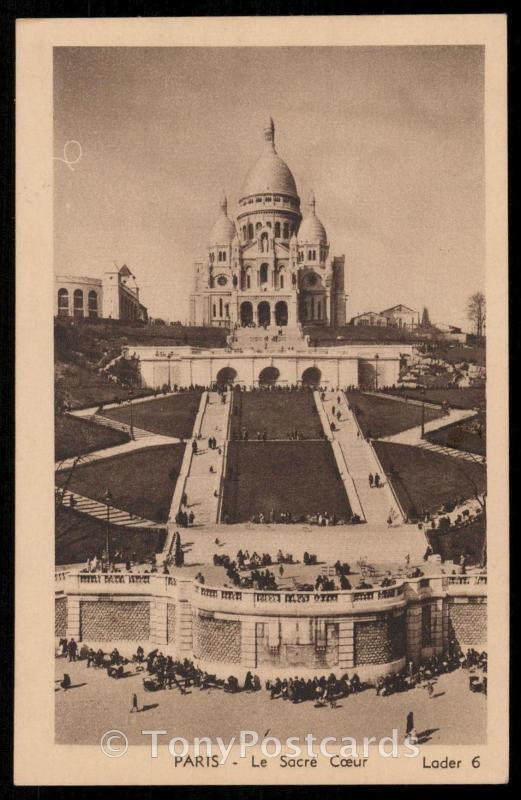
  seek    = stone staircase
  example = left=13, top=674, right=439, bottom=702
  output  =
left=321, top=393, right=405, bottom=527
left=94, top=414, right=155, bottom=442
left=57, top=490, right=159, bottom=528
left=415, top=439, right=485, bottom=463
left=181, top=391, right=232, bottom=527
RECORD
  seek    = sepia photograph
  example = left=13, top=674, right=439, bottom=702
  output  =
left=14, top=14, right=508, bottom=787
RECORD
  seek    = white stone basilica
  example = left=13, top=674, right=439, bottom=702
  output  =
left=189, top=118, right=346, bottom=330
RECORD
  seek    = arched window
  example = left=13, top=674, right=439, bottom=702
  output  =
left=247, top=272, right=251, bottom=289
left=280, top=274, right=284, bottom=289
left=260, top=264, right=269, bottom=284
left=88, top=290, right=98, bottom=318
left=213, top=304, right=217, bottom=317
left=57, top=288, right=69, bottom=316
left=73, top=289, right=84, bottom=318
left=256, top=221, right=262, bottom=231
left=274, top=221, right=281, bottom=237
left=242, top=225, right=247, bottom=239
left=283, top=223, right=289, bottom=239
left=219, top=298, right=223, bottom=317
left=248, top=223, right=254, bottom=239
left=317, top=300, right=321, bottom=319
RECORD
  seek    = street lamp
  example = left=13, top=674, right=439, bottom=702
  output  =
left=128, top=388, right=135, bottom=440
left=104, top=488, right=113, bottom=567
left=374, top=354, right=380, bottom=391
left=167, top=354, right=172, bottom=391
left=420, top=385, right=427, bottom=439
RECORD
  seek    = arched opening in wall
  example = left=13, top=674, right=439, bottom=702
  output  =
left=57, top=288, right=69, bottom=316
left=301, top=366, right=322, bottom=386
left=240, top=301, right=253, bottom=326
left=257, top=301, right=271, bottom=327
left=73, top=289, right=84, bottom=318
left=216, top=367, right=238, bottom=387
left=259, top=263, right=269, bottom=285
left=275, top=300, right=288, bottom=327
left=258, top=366, right=280, bottom=386
left=248, top=223, right=254, bottom=239
left=88, top=290, right=98, bottom=318
left=274, top=221, right=281, bottom=238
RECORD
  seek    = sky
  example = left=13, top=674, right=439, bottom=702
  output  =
left=54, top=46, right=484, bottom=329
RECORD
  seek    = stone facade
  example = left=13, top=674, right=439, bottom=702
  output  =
left=193, top=613, right=241, bottom=663
left=80, top=600, right=150, bottom=641
left=56, top=573, right=487, bottom=679
left=447, top=598, right=487, bottom=647
left=190, top=119, right=346, bottom=329
left=55, top=596, right=67, bottom=637
left=354, top=613, right=406, bottom=666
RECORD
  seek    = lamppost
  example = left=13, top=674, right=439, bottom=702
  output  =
left=374, top=354, right=380, bottom=391
left=420, top=385, right=427, bottom=439
left=128, top=388, right=135, bottom=440
left=167, top=354, right=172, bottom=391
left=104, top=488, right=113, bottom=567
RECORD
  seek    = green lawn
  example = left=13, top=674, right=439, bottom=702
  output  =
left=55, top=444, right=185, bottom=523
left=221, top=441, right=351, bottom=523
left=372, top=441, right=486, bottom=522
left=100, top=391, right=202, bottom=438
left=55, top=506, right=166, bottom=565
left=230, top=390, right=324, bottom=440
left=345, top=390, right=443, bottom=438
left=55, top=414, right=129, bottom=462
left=426, top=519, right=486, bottom=566
left=426, top=416, right=486, bottom=456
left=388, top=387, right=485, bottom=410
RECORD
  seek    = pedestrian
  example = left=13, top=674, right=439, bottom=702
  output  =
left=192, top=439, right=198, bottom=455
left=369, top=473, right=374, bottom=488
left=374, top=473, right=380, bottom=488
left=68, top=638, right=77, bottom=662
left=405, top=710, right=414, bottom=737
left=130, top=692, right=139, bottom=713
left=60, top=673, right=71, bottom=691
left=279, top=564, right=284, bottom=577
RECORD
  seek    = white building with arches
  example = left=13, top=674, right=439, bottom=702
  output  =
left=190, top=117, right=347, bottom=330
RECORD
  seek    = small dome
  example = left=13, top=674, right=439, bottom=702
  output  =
left=208, top=192, right=236, bottom=246
left=298, top=190, right=328, bottom=245
left=241, top=117, right=298, bottom=199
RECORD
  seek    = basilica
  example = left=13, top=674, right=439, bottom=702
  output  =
left=189, top=118, right=347, bottom=329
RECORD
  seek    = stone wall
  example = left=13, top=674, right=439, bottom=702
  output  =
left=193, top=613, right=241, bottom=663
left=55, top=596, right=67, bottom=637
left=447, top=599, right=487, bottom=647
left=422, top=602, right=433, bottom=646
left=255, top=619, right=339, bottom=668
left=80, top=600, right=150, bottom=641
left=167, top=603, right=176, bottom=644
left=354, top=613, right=406, bottom=666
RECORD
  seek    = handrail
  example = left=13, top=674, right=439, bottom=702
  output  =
left=216, top=390, right=233, bottom=523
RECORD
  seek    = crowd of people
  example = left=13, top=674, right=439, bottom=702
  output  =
left=246, top=510, right=361, bottom=526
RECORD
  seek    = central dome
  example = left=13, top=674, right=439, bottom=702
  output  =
left=240, top=117, right=298, bottom=199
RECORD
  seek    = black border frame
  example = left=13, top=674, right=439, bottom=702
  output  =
left=1, top=1, right=517, bottom=797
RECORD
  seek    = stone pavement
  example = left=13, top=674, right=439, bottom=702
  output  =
left=320, top=392, right=405, bottom=527
left=182, top=391, right=231, bottom=527
left=55, top=432, right=183, bottom=472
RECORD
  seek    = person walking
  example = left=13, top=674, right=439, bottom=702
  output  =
left=368, top=473, right=374, bottom=488
left=374, top=473, right=380, bottom=488
left=130, top=692, right=139, bottom=713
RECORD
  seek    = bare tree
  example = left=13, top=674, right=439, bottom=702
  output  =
left=467, top=291, right=486, bottom=339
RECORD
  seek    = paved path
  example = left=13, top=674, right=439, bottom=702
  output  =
left=321, top=393, right=405, bottom=527
left=57, top=490, right=160, bottom=528
left=378, top=407, right=483, bottom=463
left=182, top=391, right=231, bottom=527
left=55, top=433, right=182, bottom=472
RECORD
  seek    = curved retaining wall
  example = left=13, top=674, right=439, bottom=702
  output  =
left=55, top=572, right=487, bottom=680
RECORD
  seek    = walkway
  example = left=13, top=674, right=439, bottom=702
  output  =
left=320, top=392, right=405, bottom=527
left=181, top=391, right=231, bottom=527
left=379, top=407, right=484, bottom=462
left=57, top=490, right=160, bottom=529
left=55, top=433, right=181, bottom=472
